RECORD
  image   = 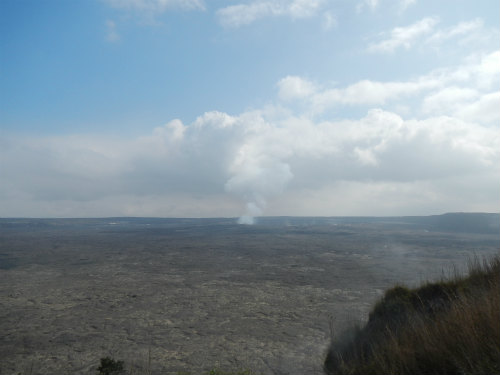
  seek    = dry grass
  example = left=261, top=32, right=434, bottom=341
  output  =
left=324, top=255, right=500, bottom=375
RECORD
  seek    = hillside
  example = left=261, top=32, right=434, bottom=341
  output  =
left=324, top=255, right=500, bottom=375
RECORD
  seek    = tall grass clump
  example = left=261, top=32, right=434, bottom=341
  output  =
left=324, top=255, right=500, bottom=375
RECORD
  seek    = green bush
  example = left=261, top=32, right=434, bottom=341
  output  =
left=207, top=368, right=253, bottom=375
left=97, top=357, right=125, bottom=375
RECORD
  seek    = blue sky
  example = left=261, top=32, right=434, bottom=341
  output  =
left=1, top=0, right=499, bottom=219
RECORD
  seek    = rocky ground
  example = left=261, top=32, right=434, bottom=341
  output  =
left=1, top=217, right=498, bottom=375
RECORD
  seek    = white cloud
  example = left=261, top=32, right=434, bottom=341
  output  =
left=104, top=0, right=205, bottom=12
left=2, top=103, right=498, bottom=219
left=369, top=17, right=497, bottom=55
left=276, top=50, right=500, bottom=119
left=277, top=76, right=439, bottom=113
left=102, top=0, right=205, bottom=30
left=455, top=91, right=500, bottom=125
left=422, top=87, right=478, bottom=115
left=399, top=0, right=416, bottom=12
left=357, top=0, right=416, bottom=13
left=416, top=51, right=500, bottom=123
left=287, top=0, right=323, bottom=18
left=105, top=19, right=120, bottom=42
left=277, top=76, right=317, bottom=100
left=425, top=18, right=483, bottom=45
left=368, top=17, right=439, bottom=53
left=419, top=51, right=500, bottom=93
left=474, top=50, right=500, bottom=89
left=356, top=0, right=379, bottom=13
left=322, top=11, right=337, bottom=31
left=217, top=0, right=325, bottom=28
left=217, top=2, right=276, bottom=28
left=312, top=79, right=438, bottom=109
left=366, top=0, right=379, bottom=10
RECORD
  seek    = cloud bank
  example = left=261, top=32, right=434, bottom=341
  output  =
left=1, top=47, right=499, bottom=220
left=2, top=105, right=497, bottom=219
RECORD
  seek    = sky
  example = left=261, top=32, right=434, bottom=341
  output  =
left=0, top=0, right=499, bottom=220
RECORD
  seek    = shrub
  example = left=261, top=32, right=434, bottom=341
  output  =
left=208, top=368, right=254, bottom=375
left=97, top=357, right=125, bottom=375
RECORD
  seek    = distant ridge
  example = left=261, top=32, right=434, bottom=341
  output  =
left=396, top=212, right=500, bottom=234
left=256, top=213, right=500, bottom=234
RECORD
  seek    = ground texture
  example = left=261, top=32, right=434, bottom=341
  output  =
left=1, top=216, right=498, bottom=374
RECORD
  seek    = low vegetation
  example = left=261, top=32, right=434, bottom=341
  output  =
left=324, top=255, right=500, bottom=375
left=97, top=357, right=125, bottom=375
left=95, top=358, right=254, bottom=375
